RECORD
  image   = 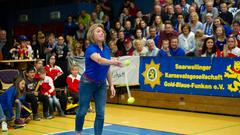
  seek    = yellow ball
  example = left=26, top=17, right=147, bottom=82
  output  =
left=123, top=60, right=131, bottom=66
left=127, top=97, right=135, bottom=104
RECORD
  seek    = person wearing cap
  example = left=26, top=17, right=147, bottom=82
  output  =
left=122, top=37, right=134, bottom=56
left=9, top=35, right=33, bottom=59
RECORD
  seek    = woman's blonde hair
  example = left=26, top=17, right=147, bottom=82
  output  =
left=223, top=36, right=238, bottom=57
left=87, top=23, right=106, bottom=44
left=70, top=64, right=79, bottom=71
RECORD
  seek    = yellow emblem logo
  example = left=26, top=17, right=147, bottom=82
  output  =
left=224, top=61, right=240, bottom=92
left=142, top=60, right=162, bottom=89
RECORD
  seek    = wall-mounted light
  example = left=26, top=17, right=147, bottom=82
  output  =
left=19, top=14, right=29, bottom=22
left=50, top=11, right=61, bottom=20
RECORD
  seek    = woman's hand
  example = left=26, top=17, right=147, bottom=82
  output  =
left=109, top=85, right=116, bottom=98
left=111, top=58, right=122, bottom=67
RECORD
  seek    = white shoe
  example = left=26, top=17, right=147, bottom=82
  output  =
left=1, top=121, right=8, bottom=132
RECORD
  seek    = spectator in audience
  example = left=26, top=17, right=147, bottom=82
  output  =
left=31, top=34, right=37, bottom=47
left=152, top=15, right=165, bottom=34
left=66, top=35, right=75, bottom=56
left=119, top=7, right=132, bottom=26
left=149, top=4, right=162, bottom=25
left=146, top=39, right=159, bottom=56
left=178, top=24, right=196, bottom=56
left=220, top=35, right=240, bottom=57
left=33, top=31, right=46, bottom=59
left=66, top=64, right=80, bottom=104
left=124, top=20, right=134, bottom=39
left=46, top=54, right=68, bottom=114
left=63, top=15, right=78, bottom=37
left=91, top=11, right=102, bottom=24
left=75, top=22, right=87, bottom=40
left=133, top=28, right=146, bottom=47
left=219, top=2, right=233, bottom=25
left=102, top=15, right=111, bottom=38
left=108, top=29, right=118, bottom=45
left=158, top=39, right=171, bottom=57
left=24, top=66, right=50, bottom=120
left=203, top=13, right=214, bottom=37
left=158, top=21, right=178, bottom=49
left=174, top=13, right=185, bottom=33
left=34, top=59, right=44, bottom=80
left=99, top=0, right=111, bottom=17
left=201, top=37, right=217, bottom=57
left=201, top=1, right=219, bottom=22
left=195, top=30, right=206, bottom=56
left=162, top=5, right=176, bottom=24
left=0, top=77, right=26, bottom=127
left=133, top=39, right=147, bottom=56
left=73, top=41, right=85, bottom=57
left=0, top=29, right=11, bottom=60
left=147, top=26, right=160, bottom=47
left=189, top=12, right=203, bottom=33
left=199, top=0, right=208, bottom=20
left=95, top=4, right=105, bottom=22
left=78, top=10, right=91, bottom=28
left=214, top=26, right=227, bottom=52
left=122, top=37, right=135, bottom=56
left=38, top=67, right=65, bottom=117
left=52, top=36, right=69, bottom=82
left=116, top=30, right=125, bottom=52
left=139, top=20, right=149, bottom=38
left=45, top=33, right=56, bottom=62
left=109, top=41, right=120, bottom=57
left=184, top=5, right=197, bottom=23
left=133, top=15, right=142, bottom=30
left=10, top=35, right=33, bottom=60
left=45, top=54, right=64, bottom=84
left=232, top=20, right=240, bottom=47
left=129, top=2, right=139, bottom=17
left=180, top=0, right=190, bottom=15
left=169, top=36, right=185, bottom=56
left=213, top=17, right=233, bottom=37
left=114, top=21, right=124, bottom=33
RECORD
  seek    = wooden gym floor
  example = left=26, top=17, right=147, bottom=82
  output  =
left=2, top=103, right=240, bottom=135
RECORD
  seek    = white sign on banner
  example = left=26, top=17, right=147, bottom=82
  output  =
left=67, top=56, right=140, bottom=86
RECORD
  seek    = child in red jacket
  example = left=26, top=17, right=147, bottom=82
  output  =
left=38, top=67, right=65, bottom=117
left=66, top=65, right=94, bottom=112
left=66, top=65, right=80, bottom=104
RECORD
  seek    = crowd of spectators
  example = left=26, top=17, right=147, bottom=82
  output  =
left=1, top=0, right=240, bottom=61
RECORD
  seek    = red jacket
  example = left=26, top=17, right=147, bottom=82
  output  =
left=66, top=74, right=81, bottom=93
left=39, top=76, right=55, bottom=96
left=44, top=65, right=63, bottom=80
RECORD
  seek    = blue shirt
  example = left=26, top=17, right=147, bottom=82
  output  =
left=84, top=44, right=110, bottom=82
left=170, top=47, right=185, bottom=56
left=0, top=86, right=25, bottom=119
left=216, top=39, right=226, bottom=51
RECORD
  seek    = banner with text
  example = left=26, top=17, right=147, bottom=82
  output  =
left=139, top=57, right=240, bottom=97
left=68, top=56, right=139, bottom=86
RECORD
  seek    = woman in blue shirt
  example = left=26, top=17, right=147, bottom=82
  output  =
left=75, top=23, right=121, bottom=135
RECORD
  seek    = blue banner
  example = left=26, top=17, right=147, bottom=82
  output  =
left=139, top=57, right=240, bottom=97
